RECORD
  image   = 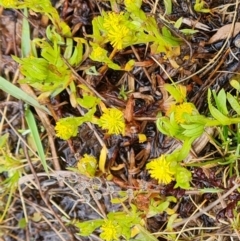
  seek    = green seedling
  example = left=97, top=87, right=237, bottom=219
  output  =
left=194, top=0, right=211, bottom=13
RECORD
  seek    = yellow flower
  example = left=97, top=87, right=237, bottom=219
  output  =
left=77, top=154, right=97, bottom=177
left=108, top=25, right=130, bottom=50
left=102, top=12, right=126, bottom=31
left=100, top=220, right=119, bottom=241
left=55, top=117, right=79, bottom=140
left=174, top=103, right=195, bottom=124
left=146, top=155, right=174, bottom=184
left=102, top=11, right=131, bottom=50
left=99, top=108, right=125, bottom=135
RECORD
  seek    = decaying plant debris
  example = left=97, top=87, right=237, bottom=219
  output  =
left=1, top=0, right=240, bottom=240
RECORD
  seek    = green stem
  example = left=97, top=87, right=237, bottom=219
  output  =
left=205, top=118, right=240, bottom=127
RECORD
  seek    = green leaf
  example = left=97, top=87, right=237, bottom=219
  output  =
left=0, top=133, right=9, bottom=149
left=21, top=9, right=31, bottom=57
left=227, top=93, right=240, bottom=115
left=174, top=167, right=192, bottom=189
left=208, top=89, right=230, bottom=125
left=69, top=38, right=85, bottom=66
left=164, top=84, right=186, bottom=103
left=25, top=108, right=49, bottom=174
left=85, top=66, right=100, bottom=76
left=135, top=225, right=159, bottom=241
left=180, top=29, right=199, bottom=35
left=213, top=89, right=228, bottom=115
left=18, top=218, right=27, bottom=229
left=177, top=137, right=195, bottom=161
left=174, top=17, right=183, bottom=29
left=75, top=219, right=104, bottom=236
left=147, top=201, right=170, bottom=218
left=63, top=37, right=73, bottom=59
left=166, top=213, right=178, bottom=232
left=181, top=123, right=204, bottom=138
left=194, top=0, right=210, bottom=13
left=199, top=188, right=223, bottom=193
left=0, top=76, right=50, bottom=114
left=230, top=79, right=240, bottom=91
left=164, top=0, right=172, bottom=14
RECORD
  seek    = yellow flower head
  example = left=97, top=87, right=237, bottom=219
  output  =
left=167, top=102, right=195, bottom=124
left=77, top=154, right=97, bottom=177
left=100, top=220, right=119, bottom=241
left=108, top=25, right=130, bottom=50
left=99, top=108, right=125, bottom=135
left=146, top=155, right=174, bottom=184
left=55, top=117, right=79, bottom=140
left=102, top=11, right=131, bottom=50
left=174, top=103, right=195, bottom=124
left=102, top=12, right=126, bottom=31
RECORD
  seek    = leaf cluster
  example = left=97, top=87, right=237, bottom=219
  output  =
left=89, top=0, right=180, bottom=70
left=13, top=26, right=89, bottom=97
left=73, top=204, right=142, bottom=240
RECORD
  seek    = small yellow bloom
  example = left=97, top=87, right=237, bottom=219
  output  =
left=55, top=117, right=78, bottom=140
left=102, top=12, right=126, bottom=31
left=102, top=11, right=131, bottom=50
left=77, top=154, right=97, bottom=177
left=146, top=155, right=174, bottom=184
left=99, top=108, right=125, bottom=135
left=174, top=103, right=195, bottom=124
left=100, top=220, right=119, bottom=241
left=108, top=25, right=130, bottom=50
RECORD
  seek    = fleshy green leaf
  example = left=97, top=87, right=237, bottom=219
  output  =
left=174, top=17, right=183, bottom=29
left=227, top=93, right=240, bottom=115
left=208, top=89, right=230, bottom=125
left=212, top=89, right=228, bottom=115
left=75, top=219, right=104, bottom=236
left=164, top=0, right=172, bottom=14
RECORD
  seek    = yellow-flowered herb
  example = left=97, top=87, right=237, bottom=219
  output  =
left=146, top=155, right=174, bottom=185
left=100, top=220, right=120, bottom=241
left=98, top=108, right=125, bottom=135
left=55, top=117, right=79, bottom=140
left=169, top=102, right=196, bottom=124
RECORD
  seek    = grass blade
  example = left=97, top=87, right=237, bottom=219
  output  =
left=21, top=8, right=31, bottom=57
left=0, top=76, right=51, bottom=115
left=25, top=107, right=49, bottom=174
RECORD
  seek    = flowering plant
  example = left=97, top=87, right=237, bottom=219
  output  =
left=89, top=0, right=180, bottom=70
left=98, top=108, right=126, bottom=135
left=74, top=204, right=143, bottom=241
left=146, top=147, right=192, bottom=189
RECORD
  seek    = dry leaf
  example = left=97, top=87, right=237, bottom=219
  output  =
left=99, top=144, right=108, bottom=173
left=208, top=22, right=240, bottom=44
left=124, top=95, right=134, bottom=122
